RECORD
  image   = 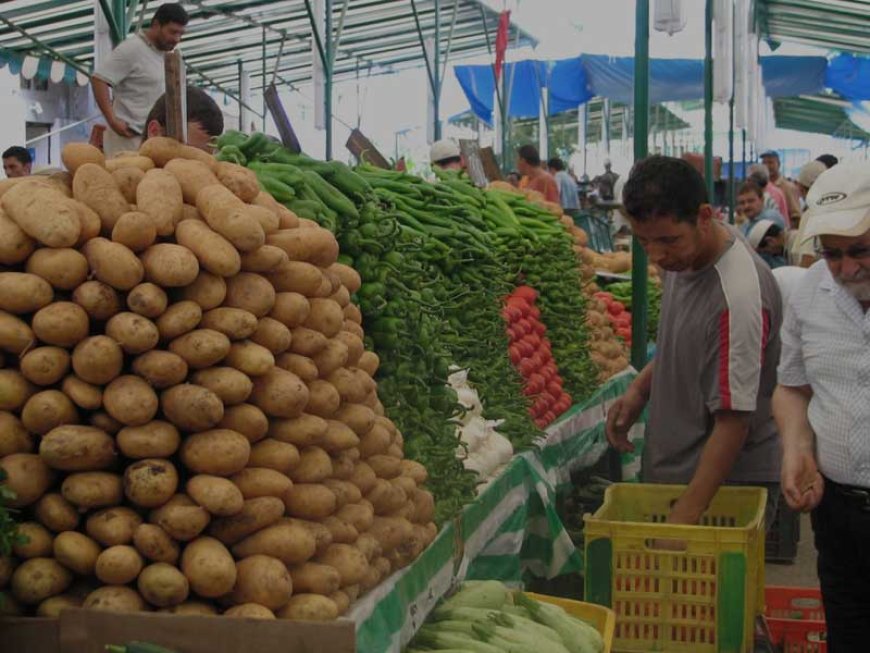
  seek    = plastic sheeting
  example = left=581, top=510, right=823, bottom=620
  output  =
left=579, top=54, right=704, bottom=104
left=760, top=56, right=827, bottom=98
left=826, top=54, right=870, bottom=101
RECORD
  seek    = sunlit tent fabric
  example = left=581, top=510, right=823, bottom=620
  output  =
left=759, top=56, right=827, bottom=98
left=454, top=64, right=496, bottom=125
left=826, top=54, right=870, bottom=101
left=579, top=55, right=703, bottom=104
left=548, top=57, right=594, bottom=115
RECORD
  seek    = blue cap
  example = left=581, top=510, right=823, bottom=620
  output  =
left=759, top=150, right=779, bottom=160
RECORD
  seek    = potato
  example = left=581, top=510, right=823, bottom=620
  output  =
left=320, top=420, right=360, bottom=453
left=410, top=489, right=435, bottom=525
left=358, top=425, right=392, bottom=459
left=0, top=272, right=53, bottom=314
left=247, top=439, right=299, bottom=474
left=366, top=454, right=402, bottom=480
left=277, top=594, right=338, bottom=621
left=345, top=319, right=364, bottom=340
left=224, top=273, right=276, bottom=318
left=223, top=603, right=275, bottom=619
left=11, top=558, right=73, bottom=604
left=138, top=562, right=190, bottom=607
left=72, top=164, right=129, bottom=230
left=0, top=412, right=31, bottom=457
left=150, top=494, right=210, bottom=542
left=322, top=516, right=358, bottom=545
left=158, top=601, right=218, bottom=616
left=0, top=311, right=36, bottom=356
left=343, top=303, right=363, bottom=325
left=36, top=594, right=82, bottom=617
left=161, top=384, right=224, bottom=432
left=2, top=182, right=81, bottom=247
left=13, top=522, right=54, bottom=558
left=169, top=328, right=231, bottom=369
left=289, top=327, right=328, bottom=358
left=355, top=533, right=382, bottom=563
left=180, top=536, right=236, bottom=599
left=230, top=468, right=292, bottom=500
left=26, top=247, right=89, bottom=290
left=225, top=340, right=275, bottom=376
left=84, top=585, right=147, bottom=612
left=90, top=411, right=123, bottom=435
left=188, top=367, right=251, bottom=406
left=112, top=211, right=156, bottom=253
left=62, top=471, right=123, bottom=509
left=179, top=270, right=227, bottom=310
left=86, top=506, right=143, bottom=546
left=39, top=425, right=115, bottom=471
left=250, top=317, right=292, bottom=354
left=270, top=293, right=310, bottom=329
left=82, top=237, right=144, bottom=291
left=0, top=453, right=53, bottom=506
left=104, top=312, right=157, bottom=354
left=106, top=154, right=155, bottom=173
left=31, top=302, right=89, bottom=348
left=71, top=336, right=122, bottom=386
left=288, top=562, right=340, bottom=596
left=200, top=307, right=258, bottom=340
left=62, top=142, right=105, bottom=173
left=215, top=161, right=260, bottom=202
left=301, top=298, right=344, bottom=338
left=208, top=496, right=284, bottom=546
left=103, top=375, right=159, bottom=426
left=232, top=554, right=293, bottom=609
left=180, top=429, right=250, bottom=477
left=267, top=261, right=324, bottom=296
left=140, top=137, right=204, bottom=168
left=187, top=475, right=244, bottom=516
left=133, top=524, right=179, bottom=563
left=165, top=159, right=220, bottom=205
left=20, top=347, right=70, bottom=386
left=141, top=243, right=200, bottom=287
left=281, top=519, right=331, bottom=558
left=329, top=263, right=361, bottom=294
left=348, top=462, right=377, bottom=495
left=111, top=168, right=146, bottom=204
left=289, top=447, right=333, bottom=484
left=334, top=404, right=376, bottom=437
left=157, top=300, right=202, bottom=340
left=232, top=522, right=316, bottom=566
left=72, top=280, right=122, bottom=321
left=127, top=283, right=168, bottom=318
left=327, top=367, right=370, bottom=405
left=399, top=459, right=427, bottom=485
left=117, top=421, right=180, bottom=459
left=196, top=185, right=265, bottom=251
left=176, top=219, right=242, bottom=277
left=312, top=339, right=348, bottom=377
left=95, top=545, right=144, bottom=585
left=330, top=452, right=355, bottom=481
left=305, top=379, right=341, bottom=418
left=368, top=516, right=413, bottom=554
left=0, top=208, right=35, bottom=265
left=62, top=375, right=102, bottom=410
left=284, top=483, right=337, bottom=521
left=240, top=245, right=288, bottom=273
left=219, top=403, right=269, bottom=443
left=124, top=458, right=179, bottom=508
left=266, top=414, right=327, bottom=449
left=328, top=285, right=350, bottom=308
left=266, top=227, right=339, bottom=268
left=323, top=480, right=362, bottom=508
left=53, top=531, right=101, bottom=575
left=132, top=350, right=188, bottom=389
left=249, top=367, right=309, bottom=418
left=136, top=168, right=184, bottom=235
left=34, top=493, right=79, bottom=532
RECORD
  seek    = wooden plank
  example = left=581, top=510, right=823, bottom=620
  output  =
left=480, top=146, right=503, bottom=182
left=163, top=50, right=187, bottom=143
left=346, top=128, right=390, bottom=169
left=458, top=139, right=488, bottom=187
left=264, top=83, right=302, bottom=153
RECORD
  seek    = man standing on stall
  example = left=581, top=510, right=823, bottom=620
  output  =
left=605, top=155, right=782, bottom=526
left=91, top=3, right=189, bottom=157
left=517, top=145, right=559, bottom=205
left=774, top=163, right=870, bottom=651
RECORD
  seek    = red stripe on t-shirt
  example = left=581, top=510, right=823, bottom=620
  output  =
left=719, top=310, right=732, bottom=410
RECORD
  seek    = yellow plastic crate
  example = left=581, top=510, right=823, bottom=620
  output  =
left=528, top=592, right=616, bottom=653
left=583, top=484, right=766, bottom=653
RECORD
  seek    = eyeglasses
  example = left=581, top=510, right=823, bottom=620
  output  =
left=816, top=244, right=870, bottom=261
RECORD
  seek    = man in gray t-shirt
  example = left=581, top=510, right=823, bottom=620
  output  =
left=92, top=3, right=188, bottom=157
left=606, top=156, right=782, bottom=525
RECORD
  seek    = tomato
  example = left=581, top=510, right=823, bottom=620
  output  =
left=533, top=320, right=547, bottom=336
left=528, top=305, right=541, bottom=319
left=506, top=296, right=530, bottom=315
left=502, top=305, right=523, bottom=322
left=513, top=286, right=538, bottom=303
left=534, top=416, right=548, bottom=428
left=542, top=411, right=557, bottom=426
left=508, top=345, right=522, bottom=365
left=593, top=291, right=613, bottom=302
left=519, top=339, right=535, bottom=358
left=529, top=351, right=544, bottom=370
left=616, top=327, right=632, bottom=341
left=522, top=383, right=536, bottom=397
left=614, top=314, right=631, bottom=329
left=518, top=357, right=536, bottom=377
left=526, top=333, right=542, bottom=350
left=607, top=301, right=625, bottom=316
left=546, top=380, right=562, bottom=396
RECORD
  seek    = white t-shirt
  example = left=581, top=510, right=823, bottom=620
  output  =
left=93, top=32, right=166, bottom=133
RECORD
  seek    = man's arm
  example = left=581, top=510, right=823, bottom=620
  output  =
left=773, top=384, right=823, bottom=511
left=605, top=360, right=654, bottom=452
left=669, top=410, right=750, bottom=523
left=92, top=77, right=134, bottom=137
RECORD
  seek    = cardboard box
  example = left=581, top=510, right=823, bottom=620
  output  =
left=1, top=610, right=356, bottom=653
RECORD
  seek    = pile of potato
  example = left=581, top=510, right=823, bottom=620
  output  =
left=0, top=139, right=436, bottom=621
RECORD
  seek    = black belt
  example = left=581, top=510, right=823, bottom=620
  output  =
left=825, top=476, right=870, bottom=512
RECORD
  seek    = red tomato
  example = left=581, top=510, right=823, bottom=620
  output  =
left=616, top=327, right=632, bottom=341
left=506, top=297, right=531, bottom=315
left=530, top=373, right=546, bottom=394
left=607, top=301, right=625, bottom=316
left=509, top=345, right=522, bottom=365
left=513, top=286, right=538, bottom=303
left=519, top=357, right=536, bottom=377
left=502, top=305, right=523, bottom=322
left=593, top=291, right=613, bottom=302
left=528, top=305, right=541, bottom=319
left=534, top=416, right=548, bottom=428
left=546, top=380, right=562, bottom=396
left=529, top=351, right=544, bottom=370
left=542, top=410, right=557, bottom=426
left=519, top=339, right=535, bottom=358
left=614, top=314, right=631, bottom=329
left=533, top=321, right=546, bottom=336
left=526, top=333, right=542, bottom=350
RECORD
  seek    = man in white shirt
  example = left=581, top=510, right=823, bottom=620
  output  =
left=91, top=3, right=189, bottom=157
left=774, top=162, right=870, bottom=651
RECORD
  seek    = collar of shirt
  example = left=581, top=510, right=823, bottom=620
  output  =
left=137, top=31, right=163, bottom=54
left=818, top=264, right=869, bottom=330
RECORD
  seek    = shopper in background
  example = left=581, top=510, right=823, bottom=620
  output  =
left=748, top=163, right=789, bottom=224
left=92, top=3, right=189, bottom=157
left=761, top=150, right=801, bottom=228
left=2, top=146, right=32, bottom=178
left=593, top=158, right=619, bottom=201
left=790, top=160, right=829, bottom=267
left=516, top=144, right=559, bottom=204
left=506, top=171, right=521, bottom=188
left=429, top=139, right=464, bottom=171
left=141, top=86, right=224, bottom=151
left=774, top=162, right=870, bottom=651
left=547, top=157, right=579, bottom=210
left=748, top=220, right=788, bottom=270
left=605, top=155, right=782, bottom=527
left=815, top=153, right=839, bottom=169
left=737, top=181, right=786, bottom=235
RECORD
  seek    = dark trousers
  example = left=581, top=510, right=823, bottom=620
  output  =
left=812, top=479, right=870, bottom=652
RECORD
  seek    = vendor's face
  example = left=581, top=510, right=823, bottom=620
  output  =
left=153, top=21, right=186, bottom=51
left=3, top=157, right=30, bottom=178
left=737, top=191, right=763, bottom=220
left=630, top=208, right=712, bottom=272
left=820, top=230, right=870, bottom=302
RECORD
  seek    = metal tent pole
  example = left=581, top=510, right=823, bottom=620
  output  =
left=262, top=27, right=267, bottom=131
left=704, top=0, right=714, bottom=200
left=324, top=0, right=333, bottom=159
left=433, top=0, right=442, bottom=141
left=728, top=1, right=736, bottom=224
left=631, top=0, right=649, bottom=371
left=742, top=128, right=746, bottom=179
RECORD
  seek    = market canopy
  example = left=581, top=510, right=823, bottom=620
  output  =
left=755, top=0, right=870, bottom=55
left=773, top=94, right=870, bottom=142
left=0, top=0, right=535, bottom=94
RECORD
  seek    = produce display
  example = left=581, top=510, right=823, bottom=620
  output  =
left=405, top=580, right=605, bottom=653
left=0, top=139, right=437, bottom=620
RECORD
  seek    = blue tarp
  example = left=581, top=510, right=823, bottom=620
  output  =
left=454, top=64, right=496, bottom=125
left=826, top=54, right=870, bottom=101
left=760, top=56, right=827, bottom=98
left=548, top=57, right=594, bottom=115
left=580, top=54, right=703, bottom=104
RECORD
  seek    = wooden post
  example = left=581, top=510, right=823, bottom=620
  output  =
left=164, top=50, right=187, bottom=143
left=264, top=84, right=302, bottom=153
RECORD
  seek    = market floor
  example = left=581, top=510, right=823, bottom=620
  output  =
left=765, top=513, right=818, bottom=587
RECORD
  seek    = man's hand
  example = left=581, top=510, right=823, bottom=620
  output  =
left=782, top=448, right=824, bottom=512
left=605, top=387, right=646, bottom=453
left=109, top=117, right=135, bottom=138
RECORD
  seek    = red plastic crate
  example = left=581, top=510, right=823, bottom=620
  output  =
left=764, top=586, right=827, bottom=653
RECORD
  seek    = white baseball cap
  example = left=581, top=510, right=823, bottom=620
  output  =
left=801, top=162, right=870, bottom=241
left=429, top=139, right=461, bottom=164
left=796, top=160, right=826, bottom=190
left=747, top=219, right=777, bottom=249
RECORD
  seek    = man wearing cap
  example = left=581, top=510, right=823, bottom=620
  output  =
left=761, top=150, right=802, bottom=227
left=790, top=159, right=828, bottom=267
left=737, top=181, right=786, bottom=235
left=774, top=162, right=870, bottom=650
left=429, top=139, right=464, bottom=171
left=747, top=220, right=788, bottom=270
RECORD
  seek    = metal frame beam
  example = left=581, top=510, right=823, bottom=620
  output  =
left=96, top=0, right=124, bottom=46
left=704, top=0, right=714, bottom=201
